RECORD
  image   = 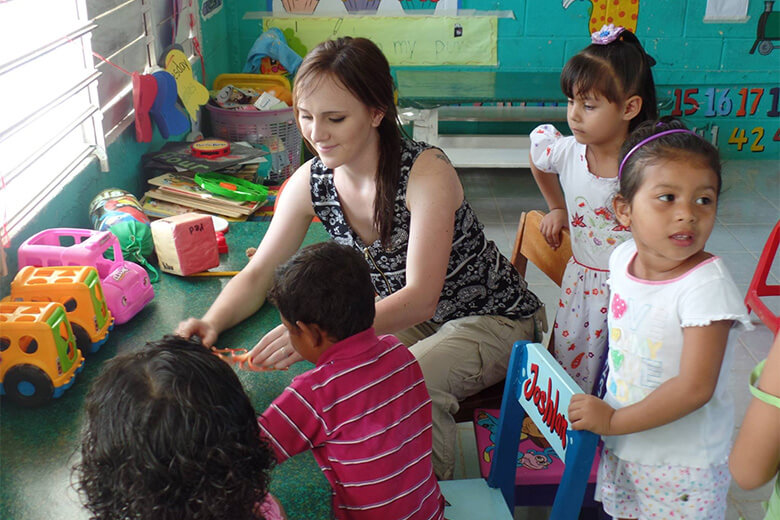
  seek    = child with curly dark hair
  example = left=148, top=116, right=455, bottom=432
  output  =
left=74, top=335, right=284, bottom=520
left=259, top=241, right=445, bottom=520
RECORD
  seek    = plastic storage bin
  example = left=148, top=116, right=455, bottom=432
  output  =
left=207, top=74, right=301, bottom=183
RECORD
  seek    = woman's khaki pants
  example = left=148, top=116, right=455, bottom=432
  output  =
left=395, top=306, right=546, bottom=480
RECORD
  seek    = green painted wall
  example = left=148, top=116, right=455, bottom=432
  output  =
left=221, top=0, right=778, bottom=158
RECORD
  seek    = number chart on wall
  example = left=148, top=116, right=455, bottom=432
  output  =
left=660, top=85, right=780, bottom=160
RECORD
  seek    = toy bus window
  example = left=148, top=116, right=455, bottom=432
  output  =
left=94, top=283, right=104, bottom=301
left=63, top=298, right=77, bottom=312
left=58, top=235, right=77, bottom=247
left=19, top=336, right=38, bottom=354
left=58, top=321, right=69, bottom=342
left=0, top=337, right=9, bottom=352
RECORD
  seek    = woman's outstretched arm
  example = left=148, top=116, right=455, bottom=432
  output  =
left=176, top=162, right=316, bottom=347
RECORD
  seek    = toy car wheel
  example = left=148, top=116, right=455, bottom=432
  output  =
left=758, top=40, right=774, bottom=55
left=71, top=324, right=92, bottom=357
left=4, top=364, right=54, bottom=407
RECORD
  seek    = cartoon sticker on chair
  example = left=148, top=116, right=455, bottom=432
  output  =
left=475, top=411, right=559, bottom=470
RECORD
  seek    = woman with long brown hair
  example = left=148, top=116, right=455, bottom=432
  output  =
left=178, top=37, right=543, bottom=480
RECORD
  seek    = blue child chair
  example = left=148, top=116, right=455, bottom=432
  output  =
left=439, top=341, right=600, bottom=519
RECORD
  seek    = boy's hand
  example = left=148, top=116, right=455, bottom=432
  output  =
left=568, top=394, right=615, bottom=435
left=249, top=323, right=302, bottom=370
left=539, top=209, right=568, bottom=250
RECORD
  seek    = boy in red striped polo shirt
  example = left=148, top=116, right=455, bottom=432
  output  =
left=258, top=241, right=445, bottom=520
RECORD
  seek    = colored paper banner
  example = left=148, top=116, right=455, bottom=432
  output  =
left=264, top=16, right=497, bottom=66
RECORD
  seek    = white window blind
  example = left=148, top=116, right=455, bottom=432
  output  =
left=0, top=0, right=105, bottom=240
left=88, top=0, right=202, bottom=143
left=0, top=0, right=201, bottom=241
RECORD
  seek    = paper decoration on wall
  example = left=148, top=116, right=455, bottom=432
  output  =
left=271, top=0, right=456, bottom=15
left=264, top=16, right=497, bottom=66
left=282, top=0, right=320, bottom=13
left=132, top=72, right=158, bottom=143
left=201, top=0, right=223, bottom=19
left=344, top=0, right=382, bottom=13
left=163, top=47, right=209, bottom=121
left=399, top=0, right=438, bottom=13
left=750, top=1, right=779, bottom=55
left=563, top=0, right=639, bottom=34
left=704, top=0, right=749, bottom=22
left=150, top=71, right=190, bottom=139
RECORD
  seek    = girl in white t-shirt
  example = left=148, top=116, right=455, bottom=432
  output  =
left=529, top=25, right=658, bottom=394
left=568, top=118, right=753, bottom=520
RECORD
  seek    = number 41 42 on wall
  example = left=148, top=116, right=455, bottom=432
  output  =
left=727, top=127, right=780, bottom=152
left=691, top=124, right=780, bottom=153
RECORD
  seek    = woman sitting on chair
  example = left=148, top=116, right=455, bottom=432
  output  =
left=177, top=36, right=544, bottom=480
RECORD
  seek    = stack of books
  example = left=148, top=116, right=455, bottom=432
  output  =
left=142, top=173, right=265, bottom=220
left=140, top=141, right=272, bottom=221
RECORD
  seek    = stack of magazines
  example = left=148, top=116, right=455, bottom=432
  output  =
left=140, top=141, right=271, bottom=221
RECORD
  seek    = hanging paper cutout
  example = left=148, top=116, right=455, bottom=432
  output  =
left=132, top=72, right=158, bottom=143
left=150, top=71, right=190, bottom=139
left=163, top=48, right=209, bottom=121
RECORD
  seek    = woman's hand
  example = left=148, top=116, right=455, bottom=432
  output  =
left=176, top=318, right=219, bottom=347
left=539, top=208, right=568, bottom=250
left=249, top=323, right=303, bottom=370
left=568, top=394, right=615, bottom=435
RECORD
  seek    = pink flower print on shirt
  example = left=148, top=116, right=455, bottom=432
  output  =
left=612, top=294, right=627, bottom=319
left=571, top=213, right=586, bottom=227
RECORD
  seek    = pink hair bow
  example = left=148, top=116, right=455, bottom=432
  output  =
left=591, top=24, right=625, bottom=45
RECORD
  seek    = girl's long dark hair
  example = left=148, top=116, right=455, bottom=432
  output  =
left=561, top=29, right=658, bottom=131
left=294, top=37, right=402, bottom=247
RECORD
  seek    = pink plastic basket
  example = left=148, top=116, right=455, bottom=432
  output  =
left=205, top=104, right=302, bottom=183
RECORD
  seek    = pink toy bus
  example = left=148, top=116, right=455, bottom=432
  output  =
left=17, top=228, right=154, bottom=324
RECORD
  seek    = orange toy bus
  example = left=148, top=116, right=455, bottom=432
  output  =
left=7, top=266, right=113, bottom=355
left=0, top=301, right=85, bottom=406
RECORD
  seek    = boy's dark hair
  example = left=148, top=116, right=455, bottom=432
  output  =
left=268, top=241, right=375, bottom=341
left=618, top=116, right=722, bottom=204
left=75, top=335, right=274, bottom=520
left=561, top=29, right=658, bottom=131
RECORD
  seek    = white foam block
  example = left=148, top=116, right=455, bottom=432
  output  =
left=151, top=213, right=219, bottom=276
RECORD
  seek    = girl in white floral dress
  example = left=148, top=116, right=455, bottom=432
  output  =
left=529, top=25, right=657, bottom=394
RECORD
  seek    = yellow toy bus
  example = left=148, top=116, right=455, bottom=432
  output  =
left=7, top=265, right=113, bottom=355
left=0, top=301, right=85, bottom=406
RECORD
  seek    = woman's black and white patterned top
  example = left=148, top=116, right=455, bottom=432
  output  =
left=310, top=139, right=541, bottom=324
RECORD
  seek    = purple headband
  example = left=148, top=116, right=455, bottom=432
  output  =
left=618, top=129, right=698, bottom=179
